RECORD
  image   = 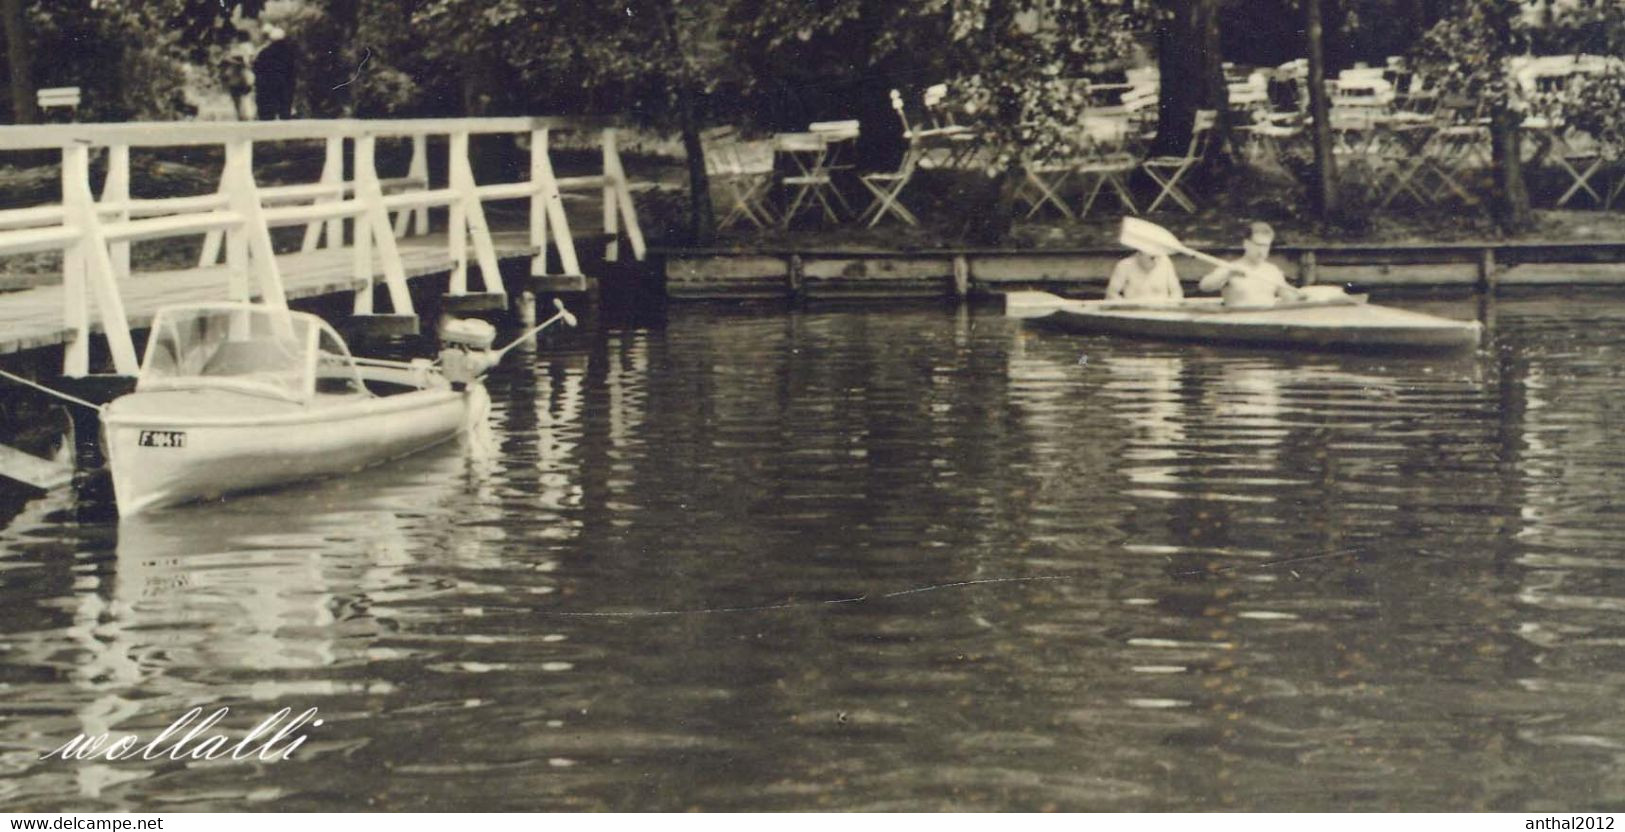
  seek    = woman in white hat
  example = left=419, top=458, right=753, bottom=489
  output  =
left=1106, top=249, right=1184, bottom=302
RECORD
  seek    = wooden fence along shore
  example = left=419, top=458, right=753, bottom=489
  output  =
left=0, top=117, right=648, bottom=377
left=660, top=241, right=1625, bottom=300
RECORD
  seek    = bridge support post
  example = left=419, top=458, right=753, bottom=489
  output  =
left=352, top=182, right=374, bottom=314
left=527, top=126, right=586, bottom=294
left=102, top=144, right=130, bottom=280
left=401, top=132, right=429, bottom=237
left=61, top=147, right=89, bottom=377
left=198, top=156, right=229, bottom=267
left=444, top=130, right=507, bottom=311
left=222, top=138, right=290, bottom=311
left=603, top=129, right=620, bottom=263
left=303, top=135, right=344, bottom=252
left=60, top=144, right=138, bottom=376
left=601, top=128, right=646, bottom=264
left=353, top=132, right=416, bottom=328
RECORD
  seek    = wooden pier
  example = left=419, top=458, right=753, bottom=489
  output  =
left=0, top=230, right=540, bottom=356
left=0, top=117, right=649, bottom=376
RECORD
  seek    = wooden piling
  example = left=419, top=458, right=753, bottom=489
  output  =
left=788, top=254, right=805, bottom=299
left=1299, top=251, right=1319, bottom=286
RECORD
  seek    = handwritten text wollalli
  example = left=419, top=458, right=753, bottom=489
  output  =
left=38, top=707, right=324, bottom=763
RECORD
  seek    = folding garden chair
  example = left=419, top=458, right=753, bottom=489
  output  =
left=1075, top=151, right=1140, bottom=217
left=808, top=119, right=862, bottom=216
left=1141, top=110, right=1216, bottom=212
left=774, top=131, right=841, bottom=226
left=859, top=107, right=923, bottom=227
left=1375, top=119, right=1443, bottom=209
left=854, top=92, right=925, bottom=227
left=858, top=148, right=921, bottom=227
left=1015, top=148, right=1076, bottom=219
left=1423, top=119, right=1489, bottom=206
left=703, top=128, right=776, bottom=230
left=1548, top=125, right=1608, bottom=207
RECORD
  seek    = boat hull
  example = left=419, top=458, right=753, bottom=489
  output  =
left=1024, top=297, right=1482, bottom=352
left=102, top=385, right=481, bottom=516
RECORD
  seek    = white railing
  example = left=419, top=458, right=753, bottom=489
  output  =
left=0, top=117, right=648, bottom=377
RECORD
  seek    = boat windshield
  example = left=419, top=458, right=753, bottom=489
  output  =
left=139, top=306, right=315, bottom=401
left=315, top=324, right=367, bottom=397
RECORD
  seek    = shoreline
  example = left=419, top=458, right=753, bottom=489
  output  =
left=659, top=236, right=1625, bottom=300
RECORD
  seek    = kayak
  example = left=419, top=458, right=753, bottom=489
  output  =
left=100, top=303, right=488, bottom=516
left=1006, top=290, right=1482, bottom=352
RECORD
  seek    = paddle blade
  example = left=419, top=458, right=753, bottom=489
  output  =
left=1119, top=217, right=1185, bottom=256
left=1003, top=290, right=1084, bottom=319
left=553, top=298, right=578, bottom=327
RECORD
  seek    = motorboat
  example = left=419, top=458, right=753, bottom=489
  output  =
left=100, top=303, right=488, bottom=516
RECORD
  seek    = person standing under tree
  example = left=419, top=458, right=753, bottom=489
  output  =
left=221, top=33, right=255, bottom=120
left=253, top=25, right=298, bottom=120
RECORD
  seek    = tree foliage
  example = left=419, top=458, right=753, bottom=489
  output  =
left=1410, top=0, right=1625, bottom=230
left=0, top=0, right=270, bottom=122
left=1410, top=0, right=1527, bottom=111
left=905, top=0, right=1142, bottom=173
left=384, top=0, right=869, bottom=241
left=1530, top=0, right=1625, bottom=142
left=854, top=0, right=1145, bottom=240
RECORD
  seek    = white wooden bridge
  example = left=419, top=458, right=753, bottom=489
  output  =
left=0, top=117, right=649, bottom=378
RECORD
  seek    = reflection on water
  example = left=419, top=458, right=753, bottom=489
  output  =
left=2, top=292, right=1624, bottom=810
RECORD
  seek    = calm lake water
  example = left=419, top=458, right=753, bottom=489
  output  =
left=1, top=290, right=1623, bottom=811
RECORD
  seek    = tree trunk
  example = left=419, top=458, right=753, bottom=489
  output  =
left=676, top=84, right=715, bottom=246
left=2, top=0, right=35, bottom=124
left=1152, top=0, right=1226, bottom=157
left=315, top=0, right=362, bottom=117
left=963, top=164, right=1021, bottom=246
left=650, top=0, right=716, bottom=245
left=1489, top=102, right=1532, bottom=233
left=1305, top=0, right=1338, bottom=220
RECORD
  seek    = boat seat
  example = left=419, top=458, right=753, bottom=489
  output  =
left=201, top=339, right=304, bottom=377
left=315, top=377, right=371, bottom=396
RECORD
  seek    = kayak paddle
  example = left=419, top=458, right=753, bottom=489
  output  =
left=1118, top=217, right=1234, bottom=271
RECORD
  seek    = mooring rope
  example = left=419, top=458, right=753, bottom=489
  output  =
left=0, top=368, right=103, bottom=412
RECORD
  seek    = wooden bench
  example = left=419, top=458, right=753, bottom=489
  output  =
left=37, top=87, right=81, bottom=119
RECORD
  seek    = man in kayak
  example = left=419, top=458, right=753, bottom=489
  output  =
left=1106, top=249, right=1184, bottom=301
left=1198, top=222, right=1306, bottom=307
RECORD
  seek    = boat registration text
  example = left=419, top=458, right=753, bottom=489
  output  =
left=138, top=430, right=188, bottom=449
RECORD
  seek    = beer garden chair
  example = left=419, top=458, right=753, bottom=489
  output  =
left=857, top=141, right=922, bottom=227
left=1073, top=115, right=1140, bottom=217
left=1141, top=109, right=1216, bottom=212
left=703, top=127, right=776, bottom=230
left=774, top=131, right=843, bottom=226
